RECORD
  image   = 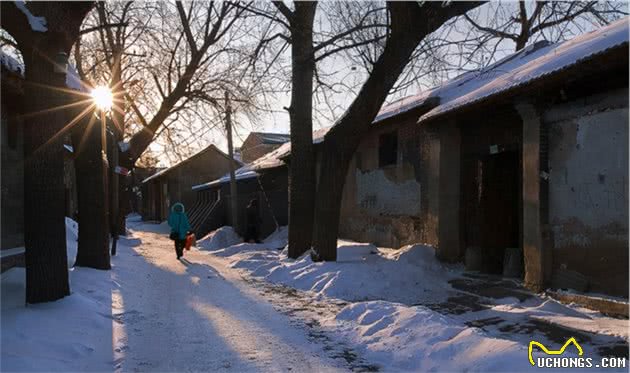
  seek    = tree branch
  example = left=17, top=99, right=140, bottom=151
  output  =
left=272, top=1, right=294, bottom=24
left=175, top=1, right=198, bottom=54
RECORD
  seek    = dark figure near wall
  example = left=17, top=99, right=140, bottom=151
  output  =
left=244, top=199, right=261, bottom=243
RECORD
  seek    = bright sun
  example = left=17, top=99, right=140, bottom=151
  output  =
left=91, top=85, right=113, bottom=111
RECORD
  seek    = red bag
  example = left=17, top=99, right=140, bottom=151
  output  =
left=185, top=233, right=195, bottom=250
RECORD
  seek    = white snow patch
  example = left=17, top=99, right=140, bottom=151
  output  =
left=0, top=50, right=24, bottom=76
left=65, top=63, right=86, bottom=92
left=65, top=217, right=78, bottom=268
left=1, top=217, right=115, bottom=371
left=1, top=267, right=114, bottom=372
left=206, top=232, right=628, bottom=371
left=220, top=241, right=460, bottom=304
left=323, top=301, right=531, bottom=372
left=14, top=1, right=48, bottom=32
left=263, top=226, right=289, bottom=249
left=197, top=226, right=242, bottom=251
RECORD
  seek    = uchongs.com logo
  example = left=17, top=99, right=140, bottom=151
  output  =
left=528, top=337, right=627, bottom=369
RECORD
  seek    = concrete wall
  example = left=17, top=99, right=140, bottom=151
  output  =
left=544, top=88, right=628, bottom=295
left=339, top=114, right=439, bottom=248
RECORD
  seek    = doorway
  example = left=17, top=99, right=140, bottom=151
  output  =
left=462, top=151, right=520, bottom=274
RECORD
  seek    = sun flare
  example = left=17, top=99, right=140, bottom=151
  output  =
left=91, top=85, right=113, bottom=111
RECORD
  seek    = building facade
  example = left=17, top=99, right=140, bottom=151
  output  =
left=338, top=20, right=629, bottom=296
left=140, top=145, right=240, bottom=221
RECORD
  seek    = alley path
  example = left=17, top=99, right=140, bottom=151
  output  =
left=113, top=222, right=345, bottom=372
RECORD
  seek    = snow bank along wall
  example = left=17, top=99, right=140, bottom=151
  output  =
left=545, top=88, right=628, bottom=296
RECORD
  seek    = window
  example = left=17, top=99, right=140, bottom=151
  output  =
left=378, top=131, right=398, bottom=167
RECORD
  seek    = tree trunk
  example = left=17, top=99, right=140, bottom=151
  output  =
left=2, top=1, right=96, bottom=303
left=287, top=3, right=317, bottom=259
left=311, top=1, right=483, bottom=261
left=22, top=48, right=71, bottom=303
left=311, top=138, right=355, bottom=261
left=71, top=116, right=111, bottom=270
left=108, top=128, right=119, bottom=256
left=117, top=179, right=128, bottom=235
left=110, top=49, right=125, bottom=251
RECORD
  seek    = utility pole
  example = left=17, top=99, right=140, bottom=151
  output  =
left=225, top=90, right=239, bottom=232
left=109, top=52, right=124, bottom=256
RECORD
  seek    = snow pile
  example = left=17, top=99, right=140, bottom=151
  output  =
left=65, top=217, right=78, bottom=268
left=1, top=267, right=113, bottom=371
left=14, top=1, right=48, bottom=32
left=225, top=241, right=460, bottom=304
left=197, top=226, right=242, bottom=251
left=324, top=301, right=531, bottom=372
left=66, top=63, right=87, bottom=92
left=208, top=235, right=628, bottom=371
left=322, top=296, right=629, bottom=372
left=263, top=226, right=288, bottom=249
left=0, top=50, right=24, bottom=76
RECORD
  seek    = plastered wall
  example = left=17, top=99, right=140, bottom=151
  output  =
left=339, top=116, right=438, bottom=248
left=545, top=88, right=629, bottom=295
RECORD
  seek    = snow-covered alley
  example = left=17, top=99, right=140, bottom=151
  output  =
left=2, top=217, right=629, bottom=372
left=1, top=217, right=368, bottom=372
left=105, top=222, right=354, bottom=372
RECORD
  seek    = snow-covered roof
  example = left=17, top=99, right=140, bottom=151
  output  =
left=251, top=132, right=291, bottom=145
left=193, top=127, right=330, bottom=191
left=142, top=144, right=241, bottom=184
left=375, top=17, right=629, bottom=124
left=192, top=169, right=259, bottom=190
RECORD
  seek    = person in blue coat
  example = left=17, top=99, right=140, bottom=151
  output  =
left=168, top=202, right=191, bottom=259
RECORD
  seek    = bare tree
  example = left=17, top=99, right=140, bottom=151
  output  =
left=457, top=1, right=627, bottom=67
left=70, top=1, right=274, bottom=260
left=311, top=1, right=483, bottom=261
left=268, top=2, right=317, bottom=258
left=71, top=1, right=156, bottom=263
left=1, top=1, right=94, bottom=302
left=248, top=1, right=390, bottom=258
left=120, top=1, right=260, bottom=168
